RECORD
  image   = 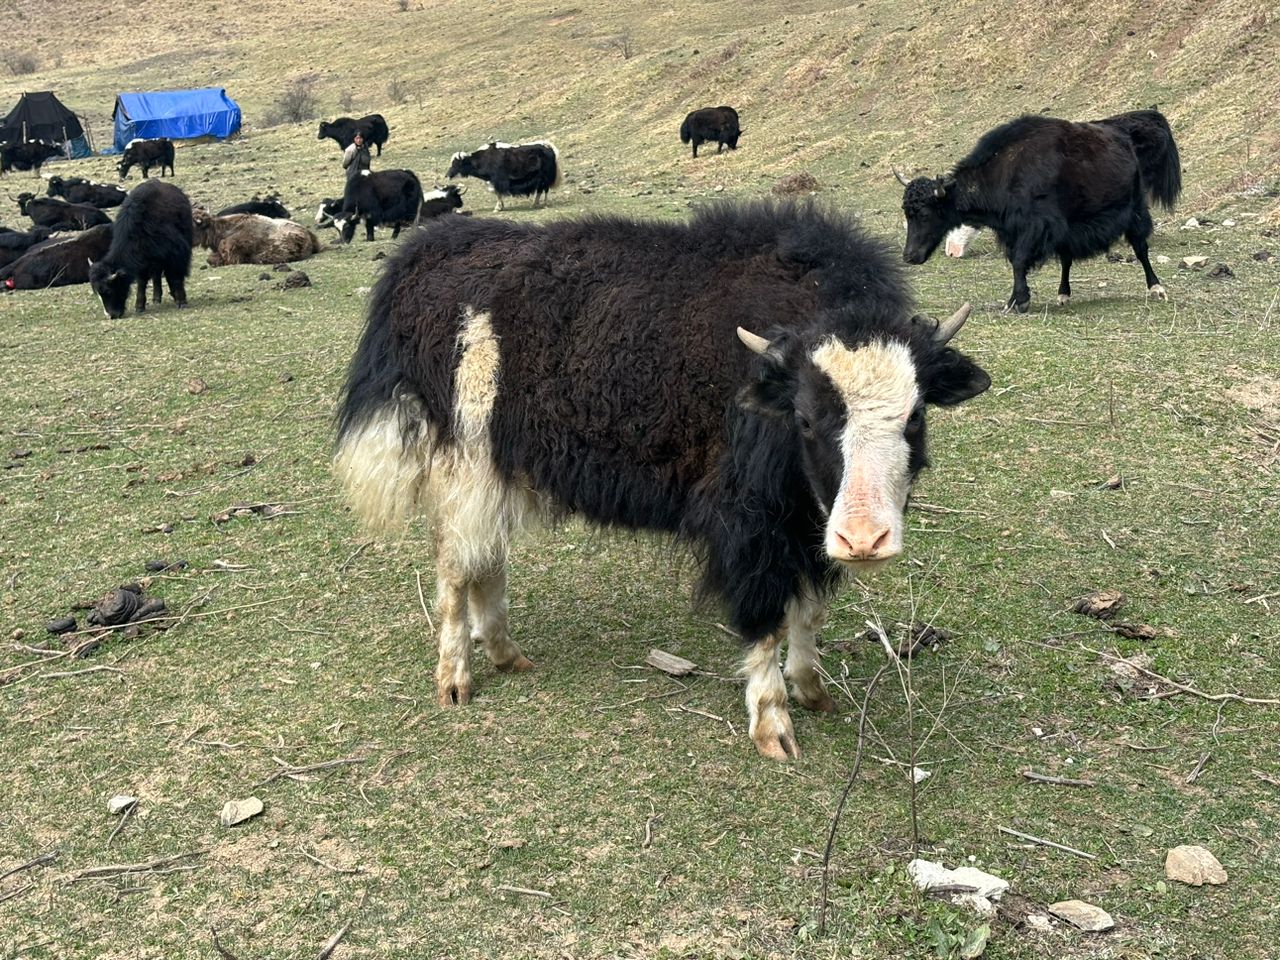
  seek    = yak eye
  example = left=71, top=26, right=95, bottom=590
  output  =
left=795, top=412, right=815, bottom=437
left=904, top=408, right=924, bottom=437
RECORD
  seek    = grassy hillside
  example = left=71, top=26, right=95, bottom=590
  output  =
left=2, top=2, right=1279, bottom=959
left=3, top=0, right=1278, bottom=209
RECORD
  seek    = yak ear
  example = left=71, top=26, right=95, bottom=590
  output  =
left=736, top=331, right=799, bottom=418
left=924, top=349, right=991, bottom=407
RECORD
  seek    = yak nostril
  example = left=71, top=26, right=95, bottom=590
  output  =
left=870, top=528, right=891, bottom=555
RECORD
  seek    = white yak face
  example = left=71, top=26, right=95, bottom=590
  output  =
left=809, top=338, right=919, bottom=565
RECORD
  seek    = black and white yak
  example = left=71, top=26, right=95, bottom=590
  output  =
left=318, top=114, right=390, bottom=155
left=89, top=180, right=192, bottom=318
left=446, top=141, right=561, bottom=211
left=936, top=109, right=1183, bottom=262
left=680, top=106, right=742, bottom=158
left=327, top=169, right=424, bottom=243
left=117, top=138, right=175, bottom=179
left=13, top=193, right=111, bottom=231
left=897, top=111, right=1181, bottom=311
left=0, top=140, right=62, bottom=176
left=3, top=224, right=112, bottom=290
left=334, top=201, right=990, bottom=760
left=46, top=176, right=127, bottom=208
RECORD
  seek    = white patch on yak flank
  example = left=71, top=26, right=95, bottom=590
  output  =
left=423, top=188, right=448, bottom=202
left=810, top=338, right=918, bottom=564
left=452, top=151, right=468, bottom=161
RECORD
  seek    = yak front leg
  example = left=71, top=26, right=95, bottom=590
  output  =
left=744, top=633, right=798, bottom=760
left=784, top=595, right=835, bottom=713
left=1057, top=253, right=1073, bottom=306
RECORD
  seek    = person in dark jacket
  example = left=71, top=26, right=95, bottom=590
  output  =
left=342, top=132, right=371, bottom=182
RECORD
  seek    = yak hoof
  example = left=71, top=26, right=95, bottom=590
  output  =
left=1057, top=294, right=1071, bottom=306
left=752, top=705, right=800, bottom=761
left=437, top=681, right=472, bottom=708
left=1149, top=284, right=1168, bottom=301
left=495, top=653, right=534, bottom=673
left=1004, top=298, right=1030, bottom=315
left=795, top=688, right=836, bottom=714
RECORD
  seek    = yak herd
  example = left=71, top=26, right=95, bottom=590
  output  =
left=5, top=100, right=1191, bottom=757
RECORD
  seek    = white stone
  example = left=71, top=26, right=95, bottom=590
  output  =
left=911, top=766, right=931, bottom=783
left=1165, top=845, right=1227, bottom=885
left=1181, top=255, right=1210, bottom=270
left=107, top=795, right=137, bottom=815
left=219, top=796, right=264, bottom=827
left=1182, top=217, right=1200, bottom=229
left=1026, top=913, right=1054, bottom=932
left=1223, top=219, right=1236, bottom=227
left=1050, top=899, right=1114, bottom=932
left=908, top=859, right=1008, bottom=916
left=1156, top=255, right=1171, bottom=264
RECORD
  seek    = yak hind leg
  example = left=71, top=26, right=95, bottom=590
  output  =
left=744, top=633, right=798, bottom=760
left=784, top=594, right=835, bottom=713
left=469, top=567, right=532, bottom=673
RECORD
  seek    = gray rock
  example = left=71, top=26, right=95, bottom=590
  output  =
left=1165, top=845, right=1227, bottom=885
left=219, top=796, right=264, bottom=827
left=1049, top=899, right=1114, bottom=932
left=107, top=795, right=138, bottom=815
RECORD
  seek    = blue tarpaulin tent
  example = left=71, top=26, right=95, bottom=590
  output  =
left=110, top=88, right=241, bottom=152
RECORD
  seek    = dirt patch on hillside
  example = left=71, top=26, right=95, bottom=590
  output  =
left=1227, top=374, right=1280, bottom=414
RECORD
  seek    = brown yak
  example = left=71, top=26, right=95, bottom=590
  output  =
left=191, top=208, right=323, bottom=266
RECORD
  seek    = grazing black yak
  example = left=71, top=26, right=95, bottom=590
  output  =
left=89, top=180, right=192, bottom=317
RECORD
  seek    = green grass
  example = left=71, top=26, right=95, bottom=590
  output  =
left=3, top=1, right=1280, bottom=957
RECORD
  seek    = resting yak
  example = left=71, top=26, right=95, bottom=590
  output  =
left=4, top=224, right=112, bottom=290
left=191, top=208, right=323, bottom=265
left=334, top=201, right=990, bottom=760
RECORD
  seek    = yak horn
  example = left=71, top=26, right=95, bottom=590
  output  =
left=892, top=167, right=910, bottom=187
left=934, top=302, right=972, bottom=345
left=736, top=327, right=772, bottom=355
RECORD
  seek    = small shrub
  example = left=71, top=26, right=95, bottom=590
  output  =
left=395, top=0, right=410, bottom=10
left=772, top=171, right=820, bottom=196
left=386, top=78, right=411, bottom=105
left=337, top=88, right=356, bottom=113
left=264, top=77, right=319, bottom=126
left=4, top=51, right=39, bottom=75
left=601, top=29, right=634, bottom=60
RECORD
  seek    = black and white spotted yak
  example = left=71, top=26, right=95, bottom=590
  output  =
left=679, top=106, right=742, bottom=158
left=334, top=201, right=990, bottom=759
left=328, top=169, right=424, bottom=242
left=89, top=180, right=192, bottom=318
left=898, top=110, right=1181, bottom=312
left=317, top=114, right=390, bottom=155
left=0, top=140, right=63, bottom=176
left=446, top=141, right=561, bottom=211
left=118, top=138, right=175, bottom=179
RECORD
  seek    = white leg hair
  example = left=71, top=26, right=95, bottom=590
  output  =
left=743, top=633, right=798, bottom=760
left=783, top=593, right=835, bottom=713
left=435, top=545, right=473, bottom=707
left=468, top=567, right=532, bottom=672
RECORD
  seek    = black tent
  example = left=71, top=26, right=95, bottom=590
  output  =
left=0, top=91, right=91, bottom=158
